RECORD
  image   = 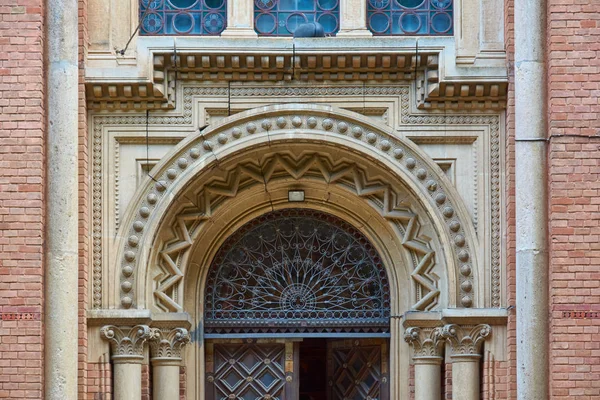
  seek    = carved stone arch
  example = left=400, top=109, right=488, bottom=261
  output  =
left=114, top=104, right=480, bottom=312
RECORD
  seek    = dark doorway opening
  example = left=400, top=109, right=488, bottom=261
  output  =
left=299, top=339, right=328, bottom=400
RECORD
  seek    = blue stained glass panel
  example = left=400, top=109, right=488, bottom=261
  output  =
left=367, top=0, right=453, bottom=36
left=254, top=0, right=340, bottom=36
left=140, top=0, right=227, bottom=36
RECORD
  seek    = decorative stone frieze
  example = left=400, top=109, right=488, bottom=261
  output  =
left=149, top=327, right=191, bottom=361
left=441, top=323, right=492, bottom=357
left=404, top=327, right=445, bottom=360
left=100, top=325, right=154, bottom=363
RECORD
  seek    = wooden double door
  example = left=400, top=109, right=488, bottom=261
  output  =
left=205, top=338, right=389, bottom=400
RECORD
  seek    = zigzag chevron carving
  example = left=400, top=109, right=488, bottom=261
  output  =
left=153, top=153, right=440, bottom=312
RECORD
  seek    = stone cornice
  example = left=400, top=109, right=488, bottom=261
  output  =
left=403, top=308, right=509, bottom=327
left=86, top=50, right=507, bottom=111
left=87, top=310, right=192, bottom=329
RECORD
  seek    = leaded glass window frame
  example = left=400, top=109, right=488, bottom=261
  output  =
left=254, top=0, right=340, bottom=36
left=204, top=209, right=391, bottom=337
left=139, top=0, right=227, bottom=36
left=367, top=0, right=454, bottom=36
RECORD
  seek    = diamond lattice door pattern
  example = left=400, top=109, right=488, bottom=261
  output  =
left=327, top=339, right=389, bottom=400
left=206, top=342, right=296, bottom=400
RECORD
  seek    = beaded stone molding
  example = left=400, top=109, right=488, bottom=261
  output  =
left=91, top=85, right=502, bottom=310
left=114, top=105, right=480, bottom=311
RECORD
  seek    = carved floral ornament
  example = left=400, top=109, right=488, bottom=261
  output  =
left=101, top=325, right=191, bottom=360
left=404, top=324, right=492, bottom=359
left=115, top=105, right=480, bottom=311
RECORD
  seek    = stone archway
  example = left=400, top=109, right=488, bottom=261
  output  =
left=114, top=104, right=480, bottom=314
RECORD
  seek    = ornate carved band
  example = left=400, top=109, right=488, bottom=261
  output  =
left=100, top=325, right=154, bottom=363
left=404, top=327, right=445, bottom=361
left=441, top=324, right=491, bottom=358
left=149, top=327, right=191, bottom=362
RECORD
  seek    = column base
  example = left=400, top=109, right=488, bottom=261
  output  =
left=336, top=29, right=373, bottom=38
left=221, top=28, right=258, bottom=38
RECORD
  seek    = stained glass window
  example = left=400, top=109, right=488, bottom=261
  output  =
left=254, top=0, right=340, bottom=36
left=140, top=0, right=227, bottom=36
left=367, top=0, right=453, bottom=36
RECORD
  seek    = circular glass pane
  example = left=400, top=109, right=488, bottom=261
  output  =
left=395, top=0, right=425, bottom=9
left=173, top=12, right=194, bottom=33
left=142, top=13, right=163, bottom=33
left=399, top=12, right=420, bottom=33
left=317, top=13, right=338, bottom=33
left=203, top=12, right=225, bottom=33
left=368, top=12, right=390, bottom=33
left=255, top=12, right=276, bottom=34
left=368, top=0, right=390, bottom=9
left=255, top=0, right=276, bottom=10
left=168, top=0, right=198, bottom=9
left=205, top=0, right=225, bottom=9
left=286, top=13, right=308, bottom=34
left=431, top=0, right=452, bottom=9
left=318, top=0, right=338, bottom=11
left=141, top=0, right=163, bottom=10
left=431, top=12, right=452, bottom=33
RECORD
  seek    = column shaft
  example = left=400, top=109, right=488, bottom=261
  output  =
left=514, top=0, right=549, bottom=398
left=45, top=0, right=79, bottom=398
left=449, top=356, right=480, bottom=400
left=114, top=362, right=143, bottom=400
left=152, top=361, right=181, bottom=400
left=414, top=359, right=442, bottom=400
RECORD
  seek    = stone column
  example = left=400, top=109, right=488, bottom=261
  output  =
left=149, top=328, right=191, bottom=400
left=45, top=0, right=79, bottom=398
left=404, top=327, right=444, bottom=400
left=441, top=324, right=491, bottom=400
left=221, top=0, right=257, bottom=37
left=101, top=325, right=153, bottom=400
left=514, top=0, right=549, bottom=398
left=338, top=0, right=373, bottom=37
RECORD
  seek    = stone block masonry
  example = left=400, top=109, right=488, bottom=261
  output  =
left=0, top=1, right=45, bottom=398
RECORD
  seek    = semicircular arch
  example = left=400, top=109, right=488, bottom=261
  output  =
left=114, top=104, right=481, bottom=311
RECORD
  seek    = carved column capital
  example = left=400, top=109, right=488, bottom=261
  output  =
left=404, top=327, right=445, bottom=363
left=441, top=324, right=491, bottom=358
left=149, top=327, right=191, bottom=365
left=100, top=325, right=154, bottom=364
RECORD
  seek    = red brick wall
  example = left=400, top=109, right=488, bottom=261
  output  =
left=78, top=0, right=90, bottom=396
left=501, top=0, right=518, bottom=399
left=0, top=1, right=45, bottom=398
left=549, top=137, right=600, bottom=399
left=547, top=1, right=600, bottom=399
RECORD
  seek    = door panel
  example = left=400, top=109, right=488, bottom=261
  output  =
left=206, top=340, right=298, bottom=400
left=327, top=339, right=389, bottom=400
